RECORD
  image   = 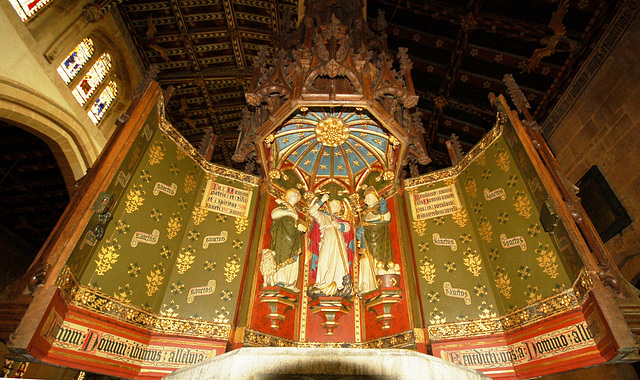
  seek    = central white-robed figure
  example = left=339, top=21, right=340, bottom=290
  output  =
left=307, top=194, right=355, bottom=298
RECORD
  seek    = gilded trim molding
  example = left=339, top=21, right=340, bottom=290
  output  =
left=56, top=266, right=232, bottom=340
left=404, top=122, right=503, bottom=188
left=157, top=95, right=260, bottom=187
left=243, top=328, right=416, bottom=349
left=428, top=269, right=593, bottom=341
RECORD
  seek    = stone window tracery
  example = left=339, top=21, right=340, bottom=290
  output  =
left=72, top=52, right=112, bottom=106
left=57, top=38, right=94, bottom=85
left=88, top=81, right=117, bottom=124
left=57, top=37, right=120, bottom=126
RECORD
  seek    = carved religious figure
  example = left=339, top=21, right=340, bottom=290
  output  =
left=307, top=194, right=355, bottom=298
left=260, top=188, right=305, bottom=291
left=356, top=187, right=400, bottom=293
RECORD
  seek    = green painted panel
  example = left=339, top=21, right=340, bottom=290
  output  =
left=502, top=121, right=584, bottom=281
left=404, top=119, right=586, bottom=326
left=463, top=135, right=572, bottom=313
left=79, top=129, right=204, bottom=312
left=405, top=177, right=500, bottom=325
left=66, top=107, right=158, bottom=279
left=159, top=174, right=259, bottom=323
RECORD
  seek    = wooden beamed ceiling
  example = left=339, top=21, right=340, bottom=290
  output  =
left=117, top=0, right=621, bottom=170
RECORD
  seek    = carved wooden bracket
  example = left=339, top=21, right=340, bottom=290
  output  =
left=308, top=297, right=353, bottom=336
left=362, top=280, right=402, bottom=330
left=259, top=286, right=299, bottom=329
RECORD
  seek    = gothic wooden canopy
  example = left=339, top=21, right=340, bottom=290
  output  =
left=115, top=0, right=622, bottom=172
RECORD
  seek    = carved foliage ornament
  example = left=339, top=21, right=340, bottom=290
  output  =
left=315, top=117, right=350, bottom=147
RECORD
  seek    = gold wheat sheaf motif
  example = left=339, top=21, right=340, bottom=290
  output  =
left=114, top=284, right=132, bottom=303
left=478, top=301, right=497, bottom=319
left=478, top=217, right=493, bottom=243
left=183, top=171, right=197, bottom=193
left=451, top=209, right=469, bottom=227
left=464, top=178, right=477, bottom=198
left=235, top=217, right=249, bottom=234
left=224, top=254, right=241, bottom=283
left=413, top=220, right=427, bottom=236
left=525, top=284, right=543, bottom=305
left=463, top=250, right=482, bottom=277
left=496, top=149, right=510, bottom=171
left=192, top=207, right=209, bottom=225
left=94, top=239, right=121, bottom=276
left=513, top=190, right=532, bottom=219
left=429, top=307, right=446, bottom=325
left=536, top=243, right=559, bottom=278
left=167, top=212, right=183, bottom=239
left=55, top=267, right=231, bottom=340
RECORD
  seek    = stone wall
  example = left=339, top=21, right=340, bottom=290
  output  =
left=546, top=12, right=640, bottom=283
left=0, top=1, right=144, bottom=185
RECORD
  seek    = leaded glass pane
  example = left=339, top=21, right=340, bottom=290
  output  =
left=8, top=0, right=51, bottom=21
left=72, top=53, right=112, bottom=106
left=88, top=81, right=117, bottom=124
left=57, top=38, right=94, bottom=84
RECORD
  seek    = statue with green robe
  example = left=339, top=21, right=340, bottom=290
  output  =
left=260, top=188, right=305, bottom=291
left=356, top=187, right=393, bottom=275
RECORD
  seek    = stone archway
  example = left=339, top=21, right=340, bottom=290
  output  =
left=0, top=78, right=104, bottom=193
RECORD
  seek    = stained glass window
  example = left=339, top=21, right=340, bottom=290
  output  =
left=72, top=53, right=112, bottom=106
left=57, top=38, right=94, bottom=84
left=9, top=0, right=51, bottom=21
left=88, top=81, right=117, bottom=124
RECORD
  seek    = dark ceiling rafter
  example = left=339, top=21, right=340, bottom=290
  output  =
left=372, top=0, right=560, bottom=41
left=222, top=0, right=247, bottom=69
left=425, top=0, right=484, bottom=151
